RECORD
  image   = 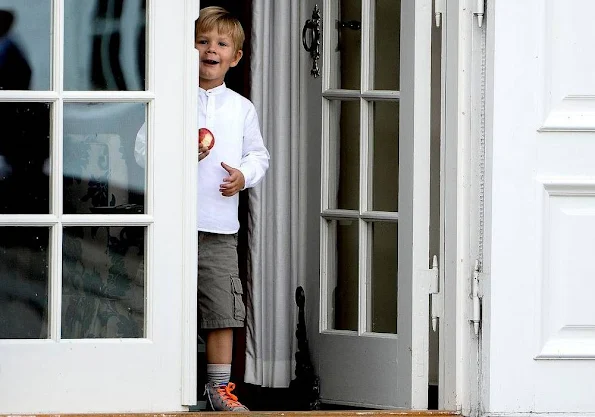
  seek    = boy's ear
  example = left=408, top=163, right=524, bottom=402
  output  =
left=230, top=49, right=243, bottom=68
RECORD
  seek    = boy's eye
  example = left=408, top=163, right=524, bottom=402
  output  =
left=219, top=42, right=228, bottom=47
left=196, top=40, right=207, bottom=44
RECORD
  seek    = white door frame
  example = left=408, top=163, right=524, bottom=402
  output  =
left=180, top=0, right=199, bottom=407
left=442, top=0, right=486, bottom=414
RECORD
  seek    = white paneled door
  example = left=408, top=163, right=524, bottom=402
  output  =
left=0, top=0, right=197, bottom=412
left=302, top=0, right=435, bottom=409
left=488, top=0, right=595, bottom=413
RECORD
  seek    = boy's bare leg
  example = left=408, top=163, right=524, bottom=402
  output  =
left=204, top=328, right=248, bottom=411
left=206, top=328, right=233, bottom=364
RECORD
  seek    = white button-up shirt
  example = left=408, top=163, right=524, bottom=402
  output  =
left=134, top=83, right=269, bottom=234
left=197, top=84, right=269, bottom=233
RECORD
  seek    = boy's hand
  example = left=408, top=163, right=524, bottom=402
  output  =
left=198, top=143, right=210, bottom=161
left=220, top=162, right=245, bottom=197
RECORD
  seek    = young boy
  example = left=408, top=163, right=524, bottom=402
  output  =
left=135, top=6, right=268, bottom=411
left=194, top=6, right=269, bottom=412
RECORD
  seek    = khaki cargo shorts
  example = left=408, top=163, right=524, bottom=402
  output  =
left=197, top=232, right=246, bottom=329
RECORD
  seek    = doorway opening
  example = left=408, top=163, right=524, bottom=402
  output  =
left=194, top=0, right=445, bottom=412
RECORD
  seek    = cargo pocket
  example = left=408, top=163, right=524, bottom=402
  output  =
left=231, top=275, right=246, bottom=321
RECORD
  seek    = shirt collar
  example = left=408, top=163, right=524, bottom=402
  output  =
left=199, top=83, right=227, bottom=95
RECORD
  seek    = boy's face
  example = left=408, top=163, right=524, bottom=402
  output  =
left=195, top=28, right=243, bottom=90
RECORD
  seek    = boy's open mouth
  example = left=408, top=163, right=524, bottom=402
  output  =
left=202, top=59, right=219, bottom=65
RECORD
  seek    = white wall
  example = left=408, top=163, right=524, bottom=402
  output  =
left=485, top=0, right=595, bottom=415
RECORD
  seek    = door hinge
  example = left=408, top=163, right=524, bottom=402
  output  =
left=473, top=0, right=485, bottom=27
left=471, top=260, right=487, bottom=335
left=434, top=0, right=445, bottom=27
left=424, top=255, right=442, bottom=332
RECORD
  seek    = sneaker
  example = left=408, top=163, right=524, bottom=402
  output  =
left=205, top=382, right=249, bottom=411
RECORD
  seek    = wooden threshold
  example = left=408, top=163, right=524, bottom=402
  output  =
left=1, top=411, right=459, bottom=417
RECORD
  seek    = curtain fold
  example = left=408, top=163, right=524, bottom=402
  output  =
left=244, top=0, right=302, bottom=388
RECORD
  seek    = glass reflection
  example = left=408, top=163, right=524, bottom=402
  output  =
left=0, top=227, right=49, bottom=339
left=64, top=0, right=147, bottom=91
left=62, top=226, right=145, bottom=339
left=0, top=102, right=51, bottom=214
left=63, top=102, right=146, bottom=214
left=0, top=4, right=51, bottom=90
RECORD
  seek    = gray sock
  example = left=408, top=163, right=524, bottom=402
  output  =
left=207, top=363, right=231, bottom=386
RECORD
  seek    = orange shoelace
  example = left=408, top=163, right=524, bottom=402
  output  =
left=217, top=382, right=242, bottom=406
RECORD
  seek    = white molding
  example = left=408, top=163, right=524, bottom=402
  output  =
left=541, top=178, right=595, bottom=195
left=321, top=89, right=400, bottom=101
left=457, top=0, right=486, bottom=414
left=536, top=178, right=595, bottom=360
left=180, top=0, right=199, bottom=407
left=0, top=91, right=59, bottom=101
left=60, top=214, right=154, bottom=225
left=539, top=1, right=595, bottom=132
left=536, top=326, right=595, bottom=360
left=540, top=96, right=595, bottom=132
left=0, top=215, right=58, bottom=225
left=51, top=0, right=65, bottom=342
left=62, top=91, right=156, bottom=102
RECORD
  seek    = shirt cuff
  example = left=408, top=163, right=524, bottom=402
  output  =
left=238, top=165, right=253, bottom=190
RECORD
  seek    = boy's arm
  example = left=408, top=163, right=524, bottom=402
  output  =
left=239, top=105, right=270, bottom=189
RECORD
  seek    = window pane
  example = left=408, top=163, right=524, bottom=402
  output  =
left=62, top=226, right=145, bottom=339
left=328, top=99, right=360, bottom=210
left=373, top=0, right=400, bottom=90
left=0, top=5, right=51, bottom=90
left=0, top=102, right=51, bottom=214
left=0, top=227, right=50, bottom=339
left=371, top=101, right=399, bottom=212
left=370, top=221, right=397, bottom=334
left=63, top=102, right=146, bottom=214
left=64, top=0, right=147, bottom=91
left=331, top=0, right=362, bottom=90
left=326, top=219, right=358, bottom=331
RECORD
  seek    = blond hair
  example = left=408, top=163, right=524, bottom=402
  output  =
left=195, top=6, right=245, bottom=53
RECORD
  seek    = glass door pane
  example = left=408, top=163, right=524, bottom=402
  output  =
left=328, top=0, right=362, bottom=90
left=63, top=102, right=146, bottom=214
left=371, top=100, right=399, bottom=212
left=372, top=0, right=401, bottom=90
left=0, top=103, right=51, bottom=214
left=327, top=99, right=360, bottom=210
left=0, top=227, right=50, bottom=339
left=62, top=226, right=145, bottom=339
left=64, top=0, right=147, bottom=91
left=325, top=219, right=359, bottom=331
left=369, top=221, right=397, bottom=333
left=0, top=4, right=52, bottom=90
